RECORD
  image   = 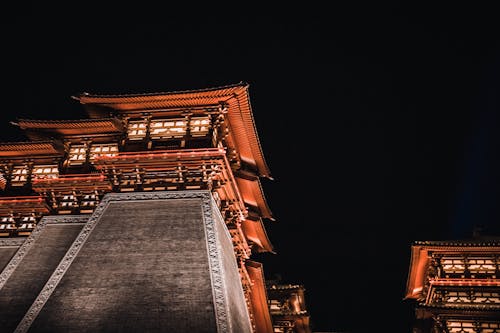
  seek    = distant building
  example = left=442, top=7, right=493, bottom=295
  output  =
left=266, top=278, right=312, bottom=333
left=405, top=237, right=500, bottom=333
left=0, top=83, right=314, bottom=333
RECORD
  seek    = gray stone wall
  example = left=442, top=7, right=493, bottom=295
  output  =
left=213, top=206, right=253, bottom=333
left=30, top=198, right=217, bottom=333
left=0, top=247, right=19, bottom=272
left=12, top=191, right=253, bottom=333
left=0, top=220, right=84, bottom=333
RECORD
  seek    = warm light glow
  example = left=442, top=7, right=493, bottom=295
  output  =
left=190, top=116, right=210, bottom=137
left=150, top=118, right=186, bottom=139
left=32, top=164, right=59, bottom=179
left=127, top=120, right=147, bottom=140
left=90, top=143, right=118, bottom=161
left=468, top=257, right=497, bottom=274
left=68, top=145, right=87, bottom=165
left=442, top=257, right=466, bottom=274
left=11, top=165, right=28, bottom=186
left=447, top=321, right=475, bottom=333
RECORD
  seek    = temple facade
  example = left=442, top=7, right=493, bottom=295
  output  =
left=405, top=239, right=500, bottom=333
left=0, top=82, right=312, bottom=333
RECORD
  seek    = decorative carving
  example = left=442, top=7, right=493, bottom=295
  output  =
left=0, top=238, right=26, bottom=247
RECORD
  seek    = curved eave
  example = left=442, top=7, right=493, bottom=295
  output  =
left=75, top=83, right=272, bottom=178
left=242, top=218, right=274, bottom=253
left=236, top=176, right=273, bottom=220
left=226, top=87, right=271, bottom=178
left=0, top=141, right=64, bottom=158
left=246, top=260, right=274, bottom=333
left=14, top=118, right=124, bottom=138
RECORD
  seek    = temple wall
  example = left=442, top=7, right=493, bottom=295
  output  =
left=213, top=199, right=253, bottom=333
left=12, top=191, right=251, bottom=333
left=0, top=216, right=86, bottom=333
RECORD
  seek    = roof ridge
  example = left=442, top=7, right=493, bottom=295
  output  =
left=413, top=239, right=500, bottom=246
left=73, top=81, right=249, bottom=99
left=15, top=118, right=119, bottom=123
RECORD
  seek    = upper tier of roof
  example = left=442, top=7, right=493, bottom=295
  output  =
left=72, top=82, right=271, bottom=178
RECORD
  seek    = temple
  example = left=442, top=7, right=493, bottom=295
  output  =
left=405, top=237, right=500, bottom=333
left=0, top=82, right=312, bottom=333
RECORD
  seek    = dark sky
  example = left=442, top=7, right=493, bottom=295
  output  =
left=1, top=3, right=499, bottom=333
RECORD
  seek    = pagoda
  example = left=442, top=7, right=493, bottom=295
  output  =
left=405, top=238, right=500, bottom=333
left=266, top=278, right=312, bottom=333
left=0, top=82, right=308, bottom=333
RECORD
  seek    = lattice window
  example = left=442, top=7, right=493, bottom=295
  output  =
left=32, top=165, right=59, bottom=179
left=150, top=119, right=186, bottom=139
left=81, top=193, right=98, bottom=208
left=89, top=143, right=119, bottom=162
left=11, top=165, right=28, bottom=186
left=60, top=194, right=78, bottom=209
left=472, top=291, right=500, bottom=304
left=442, top=257, right=466, bottom=274
left=68, top=145, right=87, bottom=165
left=468, top=257, right=497, bottom=275
left=19, top=216, right=37, bottom=228
left=447, top=321, right=475, bottom=333
left=445, top=290, right=471, bottom=303
left=446, top=321, right=500, bottom=333
left=480, top=322, right=500, bottom=333
left=190, top=116, right=210, bottom=137
left=0, top=216, right=16, bottom=235
left=127, top=120, right=147, bottom=140
left=1, top=216, right=15, bottom=224
left=18, top=216, right=37, bottom=235
left=436, top=289, right=500, bottom=305
left=269, top=299, right=281, bottom=313
left=0, top=223, right=16, bottom=231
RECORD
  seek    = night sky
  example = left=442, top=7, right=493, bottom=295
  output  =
left=1, top=3, right=499, bottom=333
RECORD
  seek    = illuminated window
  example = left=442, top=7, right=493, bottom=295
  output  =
left=1, top=217, right=15, bottom=223
left=150, top=119, right=186, bottom=139
left=468, top=257, right=497, bottom=275
left=0, top=216, right=16, bottom=234
left=68, top=145, right=87, bottom=165
left=18, top=216, right=36, bottom=234
left=434, top=289, right=500, bottom=305
left=90, top=144, right=119, bottom=162
left=441, top=257, right=466, bottom=275
left=447, top=321, right=475, bottom=333
left=127, top=121, right=147, bottom=140
left=269, top=300, right=281, bottom=313
left=21, top=216, right=37, bottom=223
left=32, top=165, right=59, bottom=179
left=481, top=322, right=500, bottom=333
left=59, top=194, right=78, bottom=210
left=81, top=194, right=98, bottom=207
left=190, top=116, right=210, bottom=137
left=11, top=165, right=28, bottom=186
